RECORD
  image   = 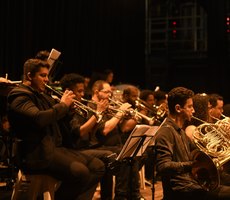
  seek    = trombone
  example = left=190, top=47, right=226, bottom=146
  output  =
left=45, top=84, right=102, bottom=121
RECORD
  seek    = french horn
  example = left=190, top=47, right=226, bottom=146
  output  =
left=191, top=116, right=230, bottom=191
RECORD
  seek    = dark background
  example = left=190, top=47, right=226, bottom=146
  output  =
left=0, top=0, right=145, bottom=86
left=0, top=0, right=230, bottom=102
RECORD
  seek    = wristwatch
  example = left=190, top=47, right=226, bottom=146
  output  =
left=94, top=111, right=103, bottom=123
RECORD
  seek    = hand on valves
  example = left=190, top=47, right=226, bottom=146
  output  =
left=94, top=99, right=109, bottom=122
left=114, top=102, right=132, bottom=119
left=96, top=99, right=109, bottom=114
left=60, top=89, right=76, bottom=107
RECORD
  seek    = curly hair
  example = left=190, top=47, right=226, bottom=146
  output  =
left=60, top=73, right=85, bottom=91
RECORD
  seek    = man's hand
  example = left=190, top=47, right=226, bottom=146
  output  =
left=60, top=90, right=76, bottom=107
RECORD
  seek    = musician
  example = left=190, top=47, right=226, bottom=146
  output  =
left=59, top=73, right=107, bottom=148
left=35, top=50, right=50, bottom=60
left=103, top=68, right=116, bottom=91
left=153, top=90, right=168, bottom=108
left=139, top=90, right=155, bottom=109
left=59, top=73, right=116, bottom=200
left=153, top=89, right=169, bottom=123
left=139, top=89, right=156, bottom=125
left=88, top=80, right=145, bottom=200
left=138, top=89, right=158, bottom=184
left=184, top=93, right=210, bottom=141
left=208, top=93, right=224, bottom=123
left=120, top=85, right=141, bottom=143
left=121, top=86, right=152, bottom=162
left=7, top=58, right=105, bottom=200
left=185, top=93, right=230, bottom=187
left=103, top=69, right=114, bottom=85
left=155, top=86, right=230, bottom=200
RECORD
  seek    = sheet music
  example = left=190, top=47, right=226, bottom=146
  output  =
left=47, top=48, right=61, bottom=69
left=116, top=125, right=159, bottom=160
left=138, top=126, right=159, bottom=154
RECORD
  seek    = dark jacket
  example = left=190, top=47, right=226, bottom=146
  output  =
left=155, top=117, right=203, bottom=199
left=7, top=84, right=69, bottom=171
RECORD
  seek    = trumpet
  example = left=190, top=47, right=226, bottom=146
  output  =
left=109, top=97, right=156, bottom=125
left=45, top=84, right=102, bottom=121
left=129, top=108, right=156, bottom=125
left=135, top=98, right=153, bottom=111
left=135, top=98, right=167, bottom=121
left=81, top=97, right=98, bottom=105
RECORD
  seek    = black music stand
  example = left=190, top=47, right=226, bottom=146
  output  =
left=116, top=124, right=160, bottom=200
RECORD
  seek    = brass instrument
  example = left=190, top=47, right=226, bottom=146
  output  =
left=0, top=76, right=22, bottom=96
left=81, top=97, right=98, bottom=105
left=135, top=98, right=153, bottom=112
left=135, top=98, right=167, bottom=121
left=109, top=97, right=155, bottom=125
left=45, top=84, right=102, bottom=121
left=191, top=149, right=219, bottom=191
left=191, top=116, right=230, bottom=191
left=154, top=103, right=168, bottom=120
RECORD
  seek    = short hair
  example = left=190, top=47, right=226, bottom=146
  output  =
left=167, top=87, right=194, bottom=115
left=208, top=93, right=223, bottom=108
left=91, top=80, right=107, bottom=94
left=60, top=73, right=85, bottom=91
left=192, top=93, right=209, bottom=125
left=123, top=85, right=140, bottom=96
left=23, top=58, right=50, bottom=80
left=35, top=50, right=50, bottom=60
left=153, top=90, right=167, bottom=101
left=103, top=69, right=113, bottom=76
left=139, top=89, right=154, bottom=101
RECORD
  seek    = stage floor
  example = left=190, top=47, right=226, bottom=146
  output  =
left=141, top=181, right=163, bottom=200
left=0, top=180, right=163, bottom=200
left=92, top=180, right=163, bottom=200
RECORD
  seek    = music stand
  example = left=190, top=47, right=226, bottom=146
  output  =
left=116, top=124, right=160, bottom=199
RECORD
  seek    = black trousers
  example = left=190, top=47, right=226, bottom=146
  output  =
left=96, top=145, right=143, bottom=200
left=79, top=148, right=115, bottom=200
left=46, top=147, right=105, bottom=200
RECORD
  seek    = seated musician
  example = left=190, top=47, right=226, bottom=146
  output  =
left=139, top=89, right=157, bottom=125
left=185, top=93, right=230, bottom=187
left=87, top=80, right=146, bottom=200
left=155, top=86, right=230, bottom=200
left=59, top=73, right=117, bottom=200
left=7, top=58, right=105, bottom=200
